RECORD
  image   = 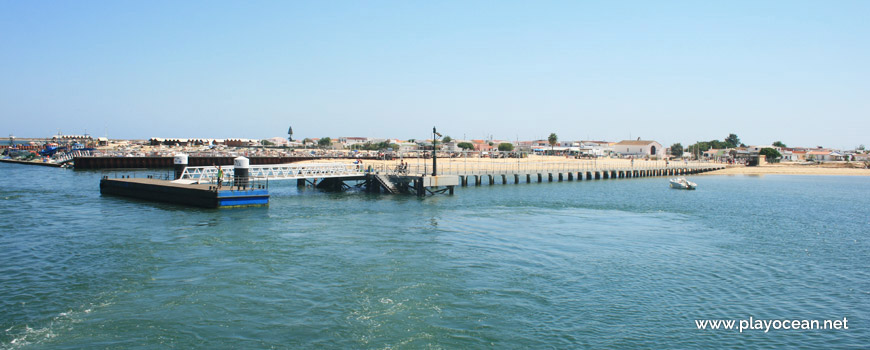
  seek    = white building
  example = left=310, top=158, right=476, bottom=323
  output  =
left=613, top=140, right=664, bottom=158
left=780, top=149, right=799, bottom=162
left=748, top=145, right=782, bottom=153
left=807, top=150, right=844, bottom=162
left=266, top=137, right=290, bottom=146
left=396, top=142, right=419, bottom=152
left=339, top=137, right=369, bottom=147
left=579, top=141, right=614, bottom=157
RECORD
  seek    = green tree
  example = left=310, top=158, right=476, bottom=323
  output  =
left=773, top=141, right=787, bottom=148
left=498, top=143, right=514, bottom=151
left=349, top=142, right=369, bottom=150
left=457, top=142, right=474, bottom=150
left=261, top=139, right=275, bottom=146
left=442, top=136, right=452, bottom=143
left=548, top=133, right=558, bottom=154
left=350, top=141, right=399, bottom=151
left=724, top=133, right=741, bottom=148
left=318, top=137, right=332, bottom=148
left=302, top=138, right=312, bottom=148
left=669, top=143, right=683, bottom=157
left=759, top=148, right=782, bottom=163
left=687, top=139, right=733, bottom=156
left=687, top=141, right=711, bottom=156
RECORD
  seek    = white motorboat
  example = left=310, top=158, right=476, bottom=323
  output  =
left=669, top=177, right=697, bottom=190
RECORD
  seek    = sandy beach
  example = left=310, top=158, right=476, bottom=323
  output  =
left=705, top=163, right=870, bottom=176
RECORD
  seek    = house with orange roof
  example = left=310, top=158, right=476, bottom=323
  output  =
left=780, top=148, right=807, bottom=162
left=807, top=150, right=844, bottom=162
left=471, top=140, right=494, bottom=152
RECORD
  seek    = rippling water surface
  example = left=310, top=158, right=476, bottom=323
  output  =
left=1, top=163, right=868, bottom=349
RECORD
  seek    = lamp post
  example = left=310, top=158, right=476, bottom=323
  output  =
left=432, top=127, right=439, bottom=176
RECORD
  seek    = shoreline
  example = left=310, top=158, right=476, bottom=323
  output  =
left=704, top=164, right=870, bottom=176
left=4, top=155, right=868, bottom=176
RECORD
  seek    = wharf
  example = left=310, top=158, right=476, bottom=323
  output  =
left=98, top=157, right=725, bottom=208
left=180, top=160, right=725, bottom=196
left=100, top=177, right=269, bottom=208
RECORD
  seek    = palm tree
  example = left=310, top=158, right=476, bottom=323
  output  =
left=548, top=133, right=558, bottom=155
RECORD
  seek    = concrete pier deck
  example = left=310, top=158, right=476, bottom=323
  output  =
left=100, top=177, right=269, bottom=208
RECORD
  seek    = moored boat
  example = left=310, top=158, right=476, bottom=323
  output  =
left=669, top=177, right=697, bottom=190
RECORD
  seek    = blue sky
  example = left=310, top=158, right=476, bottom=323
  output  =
left=1, top=1, right=868, bottom=149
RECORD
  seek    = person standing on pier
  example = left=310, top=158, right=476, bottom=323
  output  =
left=215, top=163, right=224, bottom=190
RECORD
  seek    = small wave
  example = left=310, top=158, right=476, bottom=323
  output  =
left=1, top=302, right=111, bottom=350
left=3, top=324, right=57, bottom=349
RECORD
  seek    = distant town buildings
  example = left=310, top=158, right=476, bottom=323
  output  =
left=141, top=134, right=866, bottom=164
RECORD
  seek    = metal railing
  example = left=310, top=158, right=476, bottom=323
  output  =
left=101, top=171, right=175, bottom=181
left=374, top=158, right=719, bottom=177
left=178, top=163, right=367, bottom=183
left=54, top=149, right=93, bottom=163
left=201, top=175, right=269, bottom=191
left=176, top=158, right=721, bottom=183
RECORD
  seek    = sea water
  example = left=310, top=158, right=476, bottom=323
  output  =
left=1, top=163, right=868, bottom=348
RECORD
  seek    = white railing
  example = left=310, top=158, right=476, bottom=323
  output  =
left=377, top=158, right=719, bottom=177
left=177, top=159, right=721, bottom=183
left=177, top=162, right=366, bottom=183
left=54, top=149, right=93, bottom=163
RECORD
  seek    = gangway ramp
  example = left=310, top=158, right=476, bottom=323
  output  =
left=374, top=174, right=400, bottom=194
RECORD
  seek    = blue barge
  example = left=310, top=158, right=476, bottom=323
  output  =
left=100, top=177, right=269, bottom=208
